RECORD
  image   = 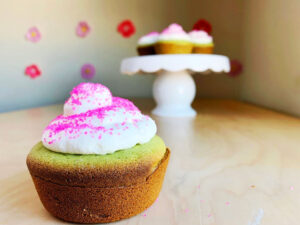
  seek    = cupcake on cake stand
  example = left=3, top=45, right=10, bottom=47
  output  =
left=121, top=24, right=230, bottom=117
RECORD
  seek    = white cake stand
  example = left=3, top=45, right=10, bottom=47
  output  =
left=121, top=54, right=230, bottom=117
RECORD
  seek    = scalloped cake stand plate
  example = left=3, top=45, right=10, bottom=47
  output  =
left=121, top=54, right=230, bottom=117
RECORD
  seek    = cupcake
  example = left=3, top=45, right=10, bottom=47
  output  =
left=155, top=23, right=193, bottom=54
left=189, top=30, right=214, bottom=54
left=26, top=83, right=170, bottom=224
left=137, top=31, right=159, bottom=56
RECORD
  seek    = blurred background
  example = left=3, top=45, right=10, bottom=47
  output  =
left=0, top=0, right=299, bottom=116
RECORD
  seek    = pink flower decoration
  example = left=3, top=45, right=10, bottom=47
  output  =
left=117, top=20, right=136, bottom=38
left=76, top=21, right=91, bottom=38
left=81, top=64, right=96, bottom=80
left=228, top=59, right=243, bottom=77
left=25, top=64, right=41, bottom=79
left=26, top=27, right=41, bottom=43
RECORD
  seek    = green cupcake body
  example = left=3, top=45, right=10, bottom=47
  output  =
left=27, top=135, right=167, bottom=188
left=28, top=135, right=165, bottom=170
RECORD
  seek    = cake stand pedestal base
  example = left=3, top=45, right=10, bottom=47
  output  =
left=152, top=70, right=196, bottom=117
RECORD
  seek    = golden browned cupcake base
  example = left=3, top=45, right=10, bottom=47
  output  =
left=29, top=149, right=170, bottom=224
left=155, top=43, right=193, bottom=54
left=192, top=46, right=214, bottom=54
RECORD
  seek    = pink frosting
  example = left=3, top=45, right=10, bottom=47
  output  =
left=144, top=31, right=159, bottom=37
left=161, top=23, right=186, bottom=35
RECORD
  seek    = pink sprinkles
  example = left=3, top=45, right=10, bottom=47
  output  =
left=65, top=83, right=112, bottom=110
left=44, top=83, right=143, bottom=145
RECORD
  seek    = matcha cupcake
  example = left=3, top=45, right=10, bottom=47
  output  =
left=155, top=23, right=193, bottom=54
left=27, top=83, right=170, bottom=224
left=137, top=31, right=159, bottom=56
left=189, top=30, right=214, bottom=54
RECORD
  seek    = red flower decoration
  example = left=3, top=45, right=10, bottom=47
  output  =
left=228, top=59, right=243, bottom=77
left=25, top=64, right=41, bottom=79
left=192, top=19, right=212, bottom=34
left=117, top=20, right=136, bottom=38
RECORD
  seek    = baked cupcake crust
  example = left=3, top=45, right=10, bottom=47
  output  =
left=28, top=148, right=170, bottom=223
left=155, top=41, right=193, bottom=54
left=192, top=45, right=214, bottom=54
left=137, top=45, right=156, bottom=55
left=27, top=136, right=166, bottom=188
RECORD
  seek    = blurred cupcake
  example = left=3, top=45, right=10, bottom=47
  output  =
left=137, top=32, right=159, bottom=56
left=189, top=30, right=214, bottom=54
left=155, top=23, right=193, bottom=54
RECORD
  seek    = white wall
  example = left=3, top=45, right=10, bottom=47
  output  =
left=0, top=0, right=243, bottom=112
left=240, top=0, right=300, bottom=116
left=187, top=0, right=244, bottom=99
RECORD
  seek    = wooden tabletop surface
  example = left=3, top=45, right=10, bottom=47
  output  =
left=1, top=99, right=300, bottom=225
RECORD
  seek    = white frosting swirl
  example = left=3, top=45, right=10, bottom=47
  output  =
left=138, top=32, right=159, bottom=46
left=42, top=83, right=157, bottom=155
left=189, top=30, right=213, bottom=45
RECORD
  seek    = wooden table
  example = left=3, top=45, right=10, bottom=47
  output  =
left=1, top=99, right=300, bottom=225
